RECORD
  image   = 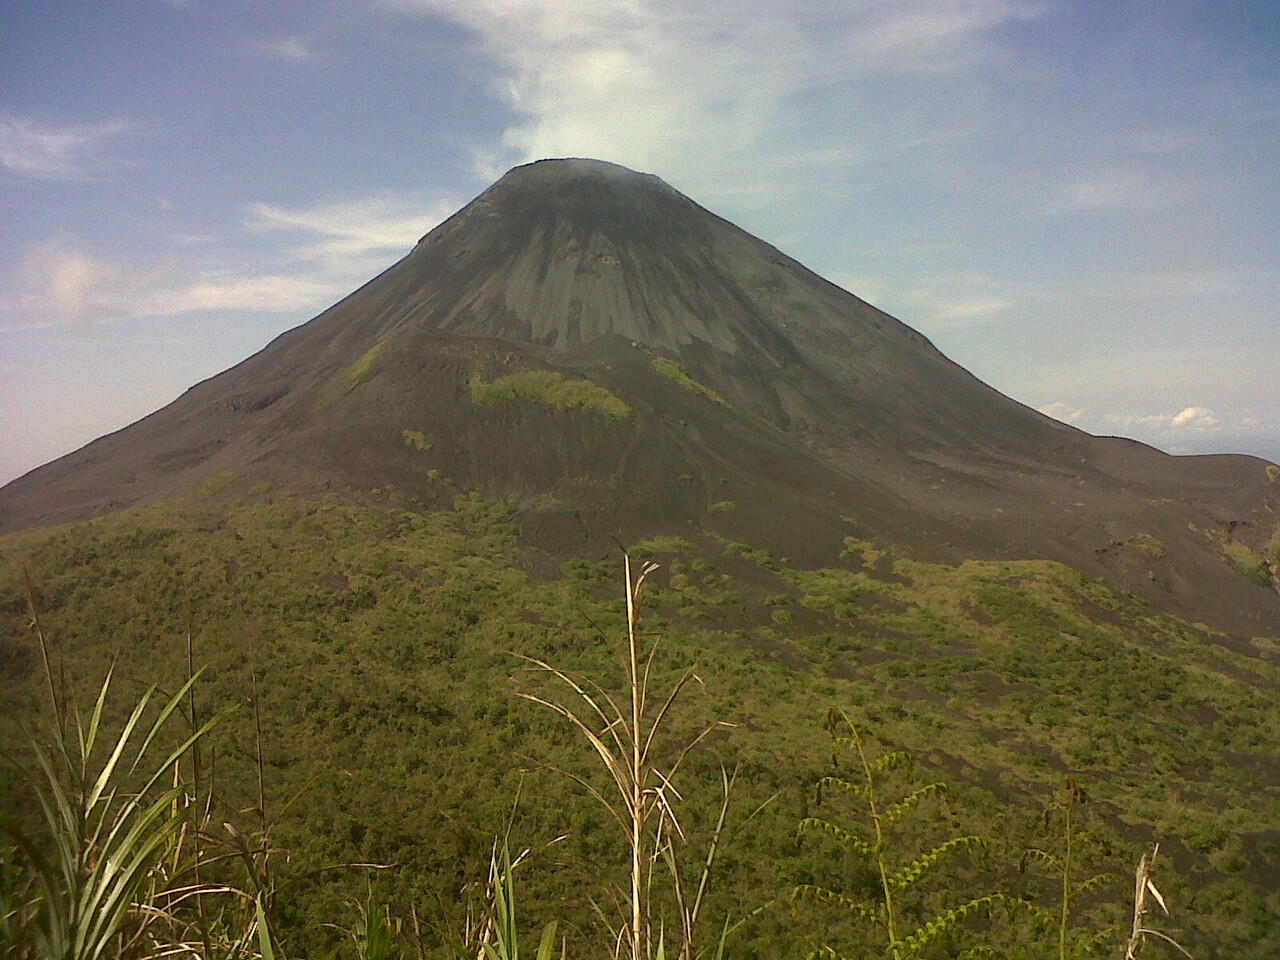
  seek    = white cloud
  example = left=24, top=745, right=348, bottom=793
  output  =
left=379, top=0, right=1041, bottom=204
left=246, top=194, right=455, bottom=267
left=8, top=241, right=170, bottom=330
left=1059, top=167, right=1186, bottom=212
left=1170, top=405, right=1219, bottom=430
left=6, top=248, right=343, bottom=331
left=138, top=273, right=342, bottom=315
left=1092, top=404, right=1268, bottom=456
left=830, top=269, right=1017, bottom=328
left=852, top=0, right=1041, bottom=73
left=1038, top=401, right=1084, bottom=424
left=1104, top=405, right=1222, bottom=434
left=1092, top=268, right=1244, bottom=300
left=258, top=36, right=318, bottom=63
left=3, top=192, right=456, bottom=331
left=0, top=113, right=127, bottom=180
left=22, top=244, right=126, bottom=325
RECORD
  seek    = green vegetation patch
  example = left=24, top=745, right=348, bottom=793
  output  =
left=629, top=535, right=694, bottom=557
left=1223, top=540, right=1271, bottom=587
left=650, top=356, right=729, bottom=407
left=1126, top=532, right=1167, bottom=559
left=468, top=370, right=631, bottom=421
left=708, top=499, right=736, bottom=514
left=721, top=539, right=778, bottom=569
left=840, top=535, right=886, bottom=567
left=1266, top=464, right=1279, bottom=483
left=198, top=470, right=236, bottom=498
left=4, top=496, right=1280, bottom=957
left=782, top=565, right=900, bottom=618
left=341, top=341, right=386, bottom=394
left=401, top=428, right=432, bottom=452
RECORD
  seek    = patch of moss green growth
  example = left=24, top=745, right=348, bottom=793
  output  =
left=630, top=535, right=693, bottom=557
left=247, top=481, right=272, bottom=496
left=562, top=557, right=615, bottom=582
left=342, top=341, right=386, bottom=394
left=1127, top=532, right=1167, bottom=559
left=839, top=536, right=885, bottom=567
left=781, top=566, right=900, bottom=618
left=650, top=356, right=729, bottom=407
left=469, top=370, right=631, bottom=421
left=1266, top=464, right=1279, bottom=483
left=3, top=496, right=1280, bottom=957
left=198, top=471, right=236, bottom=498
left=402, top=429, right=432, bottom=452
left=708, top=500, right=736, bottom=514
left=723, top=540, right=777, bottom=568
left=1223, top=540, right=1271, bottom=587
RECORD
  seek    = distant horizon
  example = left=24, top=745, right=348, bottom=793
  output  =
left=3, top=0, right=1278, bottom=482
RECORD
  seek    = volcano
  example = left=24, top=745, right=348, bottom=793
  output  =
left=2, top=158, right=1277, bottom=636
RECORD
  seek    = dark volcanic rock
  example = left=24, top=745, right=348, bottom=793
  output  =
left=1, top=158, right=1277, bottom=637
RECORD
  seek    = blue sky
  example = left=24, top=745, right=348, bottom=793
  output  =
left=2, top=0, right=1277, bottom=484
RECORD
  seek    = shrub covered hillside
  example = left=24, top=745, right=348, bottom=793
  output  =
left=2, top=489, right=1278, bottom=957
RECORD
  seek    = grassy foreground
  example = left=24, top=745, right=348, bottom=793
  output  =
left=2, top=491, right=1278, bottom=956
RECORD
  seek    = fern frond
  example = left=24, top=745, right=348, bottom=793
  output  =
left=868, top=751, right=913, bottom=775
left=800, top=947, right=855, bottom=960
left=1075, top=923, right=1124, bottom=955
left=888, top=835, right=984, bottom=891
left=797, top=817, right=873, bottom=858
left=1023, top=846, right=1061, bottom=868
left=898, top=893, right=1006, bottom=957
left=883, top=782, right=950, bottom=827
left=790, top=885, right=878, bottom=924
left=815, top=776, right=867, bottom=799
left=1071, top=872, right=1119, bottom=898
left=1017, top=901, right=1056, bottom=926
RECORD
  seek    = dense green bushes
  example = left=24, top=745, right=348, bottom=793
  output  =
left=2, top=493, right=1278, bottom=956
left=468, top=371, right=631, bottom=421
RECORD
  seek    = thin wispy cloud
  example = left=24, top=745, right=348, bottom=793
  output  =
left=140, top=272, right=344, bottom=315
left=257, top=36, right=318, bottom=63
left=0, top=113, right=128, bottom=180
left=850, top=0, right=1041, bottom=74
left=5, top=245, right=343, bottom=331
left=3, top=193, right=456, bottom=332
left=1037, top=401, right=1084, bottom=425
left=1060, top=167, right=1188, bottom=212
left=1092, top=268, right=1246, bottom=300
left=832, top=269, right=1019, bottom=329
left=246, top=194, right=456, bottom=266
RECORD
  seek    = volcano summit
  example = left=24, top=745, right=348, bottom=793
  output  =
left=1, top=158, right=1277, bottom=636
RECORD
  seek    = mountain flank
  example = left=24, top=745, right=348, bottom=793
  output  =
left=1, top=157, right=1277, bottom=637
left=3, top=158, right=1280, bottom=957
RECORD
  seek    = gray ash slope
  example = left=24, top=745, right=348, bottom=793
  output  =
left=2, top=158, right=1277, bottom=636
